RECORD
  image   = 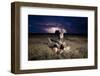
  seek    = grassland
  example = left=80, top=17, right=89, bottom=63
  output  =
left=28, top=34, right=88, bottom=60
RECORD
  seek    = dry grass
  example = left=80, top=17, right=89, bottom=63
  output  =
left=28, top=35, right=88, bottom=60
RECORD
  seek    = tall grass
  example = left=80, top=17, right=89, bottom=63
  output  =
left=28, top=35, right=88, bottom=60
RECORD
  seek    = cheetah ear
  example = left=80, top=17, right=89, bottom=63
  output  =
left=60, top=29, right=64, bottom=33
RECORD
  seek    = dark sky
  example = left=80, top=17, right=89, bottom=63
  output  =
left=28, top=15, right=88, bottom=34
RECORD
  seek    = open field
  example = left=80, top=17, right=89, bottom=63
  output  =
left=28, top=34, right=88, bottom=60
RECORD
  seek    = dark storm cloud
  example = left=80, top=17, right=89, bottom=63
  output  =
left=28, top=15, right=88, bottom=34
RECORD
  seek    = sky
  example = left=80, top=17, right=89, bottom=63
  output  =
left=28, top=15, right=88, bottom=35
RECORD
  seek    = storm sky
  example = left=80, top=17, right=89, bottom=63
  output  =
left=28, top=15, right=88, bottom=34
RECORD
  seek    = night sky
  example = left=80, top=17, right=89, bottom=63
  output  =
left=28, top=15, right=88, bottom=35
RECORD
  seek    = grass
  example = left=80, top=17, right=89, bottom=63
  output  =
left=28, top=35, right=88, bottom=60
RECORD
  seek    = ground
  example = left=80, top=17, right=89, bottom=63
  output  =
left=28, top=34, right=88, bottom=60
